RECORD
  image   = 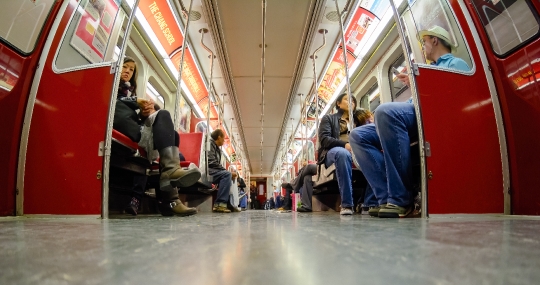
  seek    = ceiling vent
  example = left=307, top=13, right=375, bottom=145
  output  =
left=325, top=10, right=340, bottom=22
left=184, top=10, right=202, bottom=21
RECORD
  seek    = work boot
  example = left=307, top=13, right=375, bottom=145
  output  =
left=159, top=146, right=201, bottom=188
left=157, top=184, right=197, bottom=216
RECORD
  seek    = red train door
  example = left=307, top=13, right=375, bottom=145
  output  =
left=401, top=0, right=506, bottom=214
left=0, top=0, right=61, bottom=216
left=465, top=0, right=540, bottom=215
left=17, top=0, right=125, bottom=215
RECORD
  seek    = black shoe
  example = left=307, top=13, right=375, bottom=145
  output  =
left=125, top=197, right=140, bottom=216
left=297, top=206, right=312, bottom=212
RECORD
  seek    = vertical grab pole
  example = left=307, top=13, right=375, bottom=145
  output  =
left=388, top=0, right=427, bottom=218
left=333, top=0, right=354, bottom=133
left=102, top=0, right=141, bottom=219
left=173, top=0, right=195, bottom=130
left=310, top=29, right=327, bottom=152
left=199, top=28, right=216, bottom=182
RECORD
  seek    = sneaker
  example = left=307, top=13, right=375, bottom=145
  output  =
left=378, top=203, right=412, bottom=218
left=297, top=206, right=312, bottom=212
left=368, top=204, right=386, bottom=217
left=213, top=204, right=231, bottom=213
left=231, top=207, right=242, bottom=212
left=340, top=207, right=353, bottom=215
left=277, top=207, right=291, bottom=213
left=124, top=197, right=140, bottom=216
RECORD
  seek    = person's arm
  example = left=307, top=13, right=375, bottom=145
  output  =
left=208, top=142, right=226, bottom=170
left=318, top=115, right=347, bottom=150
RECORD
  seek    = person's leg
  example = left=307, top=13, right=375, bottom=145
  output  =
left=325, top=147, right=353, bottom=214
left=153, top=110, right=200, bottom=188
left=299, top=174, right=314, bottom=211
left=212, top=170, right=232, bottom=212
left=375, top=103, right=417, bottom=207
left=349, top=124, right=388, bottom=206
left=375, top=103, right=417, bottom=217
left=125, top=174, right=147, bottom=216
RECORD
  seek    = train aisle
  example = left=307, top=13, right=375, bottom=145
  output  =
left=1, top=212, right=539, bottom=284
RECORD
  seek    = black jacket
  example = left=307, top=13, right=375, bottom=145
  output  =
left=317, top=109, right=347, bottom=164
left=208, top=139, right=225, bottom=174
left=237, top=177, right=246, bottom=190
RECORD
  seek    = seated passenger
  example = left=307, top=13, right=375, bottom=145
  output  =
left=284, top=161, right=317, bottom=212
left=317, top=93, right=357, bottom=215
left=208, top=129, right=232, bottom=213
left=349, top=26, right=470, bottom=218
left=113, top=56, right=200, bottom=216
left=239, top=188, right=248, bottom=210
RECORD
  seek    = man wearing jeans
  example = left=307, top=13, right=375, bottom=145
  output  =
left=208, top=129, right=232, bottom=213
left=349, top=26, right=470, bottom=218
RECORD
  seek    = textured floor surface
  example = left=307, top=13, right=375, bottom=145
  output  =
left=1, top=211, right=539, bottom=285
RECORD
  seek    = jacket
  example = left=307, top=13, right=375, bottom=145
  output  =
left=208, top=139, right=225, bottom=174
left=317, top=109, right=347, bottom=164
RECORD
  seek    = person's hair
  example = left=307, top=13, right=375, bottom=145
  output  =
left=335, top=93, right=357, bottom=111
left=430, top=36, right=452, bottom=52
left=353, top=108, right=373, bottom=127
left=211, top=129, right=224, bottom=140
left=123, top=56, right=138, bottom=93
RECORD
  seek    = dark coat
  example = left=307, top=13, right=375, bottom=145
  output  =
left=208, top=139, right=225, bottom=174
left=113, top=84, right=142, bottom=143
left=317, top=109, right=347, bottom=164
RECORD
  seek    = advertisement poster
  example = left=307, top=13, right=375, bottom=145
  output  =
left=70, top=0, right=120, bottom=63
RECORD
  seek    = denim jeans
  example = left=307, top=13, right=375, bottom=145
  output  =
left=349, top=102, right=417, bottom=207
left=324, top=147, right=353, bottom=208
left=211, top=169, right=232, bottom=205
left=363, top=183, right=378, bottom=207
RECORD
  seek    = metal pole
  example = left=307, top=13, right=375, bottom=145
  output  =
left=102, top=0, right=141, bottom=219
left=199, top=28, right=215, bottom=182
left=173, top=0, right=194, bottom=130
left=388, top=0, right=427, bottom=218
left=260, top=0, right=267, bottom=176
left=310, top=29, right=327, bottom=151
left=334, top=0, right=354, bottom=132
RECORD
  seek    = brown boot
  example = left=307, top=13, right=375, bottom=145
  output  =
left=170, top=199, right=197, bottom=216
left=159, top=146, right=201, bottom=187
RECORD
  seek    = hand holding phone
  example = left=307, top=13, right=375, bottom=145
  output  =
left=391, top=67, right=401, bottom=76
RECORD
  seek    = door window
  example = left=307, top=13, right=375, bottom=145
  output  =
left=471, top=0, right=539, bottom=56
left=0, top=0, right=56, bottom=54
left=389, top=54, right=411, bottom=102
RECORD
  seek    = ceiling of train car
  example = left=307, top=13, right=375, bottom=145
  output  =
left=181, top=0, right=353, bottom=176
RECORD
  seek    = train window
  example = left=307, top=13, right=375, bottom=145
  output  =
left=388, top=54, right=411, bottom=102
left=471, top=0, right=539, bottom=56
left=402, top=0, right=473, bottom=73
left=362, top=83, right=380, bottom=112
left=146, top=83, right=165, bottom=109
left=0, top=0, right=56, bottom=54
left=55, top=0, right=125, bottom=70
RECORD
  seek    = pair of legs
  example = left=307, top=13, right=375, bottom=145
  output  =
left=324, top=147, right=354, bottom=213
left=349, top=102, right=417, bottom=217
left=295, top=164, right=317, bottom=211
left=211, top=169, right=232, bottom=212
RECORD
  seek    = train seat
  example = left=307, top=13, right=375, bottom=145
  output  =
left=178, top=132, right=213, bottom=191
left=111, top=129, right=148, bottom=158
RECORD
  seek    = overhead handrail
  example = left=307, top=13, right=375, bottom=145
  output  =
left=199, top=28, right=216, bottom=182
left=102, top=0, right=142, bottom=219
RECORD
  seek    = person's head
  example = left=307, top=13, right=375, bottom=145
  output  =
left=335, top=93, right=357, bottom=113
left=211, top=129, right=225, bottom=146
left=230, top=167, right=238, bottom=179
left=353, top=108, right=374, bottom=127
left=419, top=26, right=455, bottom=62
left=121, top=56, right=137, bottom=89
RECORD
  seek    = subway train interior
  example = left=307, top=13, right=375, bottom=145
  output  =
left=1, top=0, right=540, bottom=283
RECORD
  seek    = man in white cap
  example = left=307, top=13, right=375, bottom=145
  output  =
left=348, top=26, right=469, bottom=218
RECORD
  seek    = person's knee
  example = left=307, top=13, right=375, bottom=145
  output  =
left=306, top=164, right=317, bottom=175
left=335, top=148, right=352, bottom=163
left=350, top=126, right=373, bottom=145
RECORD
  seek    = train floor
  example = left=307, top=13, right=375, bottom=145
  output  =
left=1, top=211, right=539, bottom=285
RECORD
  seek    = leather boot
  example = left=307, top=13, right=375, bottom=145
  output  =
left=159, top=146, right=201, bottom=188
left=158, top=184, right=197, bottom=216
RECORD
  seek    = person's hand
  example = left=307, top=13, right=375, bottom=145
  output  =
left=345, top=143, right=352, bottom=152
left=140, top=101, right=155, bottom=117
left=396, top=67, right=410, bottom=87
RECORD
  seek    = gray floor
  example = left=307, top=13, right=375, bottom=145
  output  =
left=1, top=211, right=540, bottom=285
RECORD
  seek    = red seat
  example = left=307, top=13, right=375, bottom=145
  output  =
left=178, top=132, right=203, bottom=167
left=112, top=129, right=147, bottom=158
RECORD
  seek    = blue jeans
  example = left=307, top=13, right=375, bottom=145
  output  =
left=211, top=169, right=231, bottom=205
left=324, top=147, right=353, bottom=208
left=349, top=102, right=417, bottom=207
left=363, top=183, right=378, bottom=207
